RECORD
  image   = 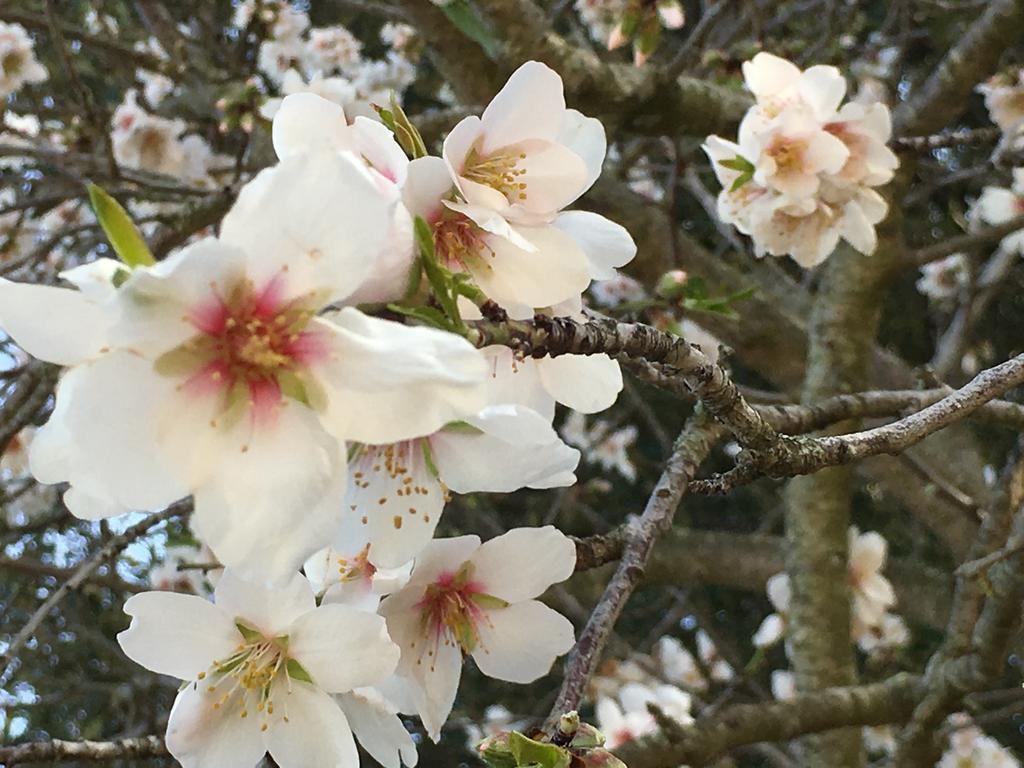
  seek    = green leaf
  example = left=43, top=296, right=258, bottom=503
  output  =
left=386, top=303, right=450, bottom=330
left=729, top=170, right=754, bottom=192
left=286, top=658, right=314, bottom=684
left=440, top=0, right=499, bottom=58
left=718, top=155, right=755, bottom=174
left=508, top=732, right=571, bottom=768
left=390, top=94, right=428, bottom=159
left=87, top=183, right=155, bottom=268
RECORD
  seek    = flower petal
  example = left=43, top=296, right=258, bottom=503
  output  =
left=553, top=211, right=636, bottom=280
left=0, top=278, right=110, bottom=365
left=272, top=92, right=354, bottom=160
left=404, top=155, right=456, bottom=222
left=165, top=683, right=266, bottom=768
left=118, top=592, right=240, bottom=680
left=213, top=570, right=316, bottom=637
left=471, top=225, right=591, bottom=313
left=265, top=682, right=359, bottom=768
left=219, top=152, right=397, bottom=302
left=349, top=442, right=446, bottom=569
left=472, top=599, right=575, bottom=682
left=338, top=689, right=419, bottom=768
left=313, top=310, right=487, bottom=445
left=480, top=61, right=566, bottom=150
left=469, top=526, right=576, bottom=602
left=289, top=604, right=399, bottom=693
left=537, top=354, right=623, bottom=413
left=557, top=109, right=606, bottom=197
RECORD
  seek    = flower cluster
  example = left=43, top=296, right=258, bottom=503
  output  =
left=753, top=527, right=907, bottom=655
left=0, top=22, right=47, bottom=99
left=234, top=0, right=417, bottom=123
left=938, top=714, right=1020, bottom=768
left=970, top=168, right=1024, bottom=255
left=0, top=60, right=639, bottom=767
left=978, top=68, right=1024, bottom=142
left=704, top=52, right=898, bottom=267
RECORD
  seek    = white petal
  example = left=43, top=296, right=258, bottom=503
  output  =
left=431, top=408, right=579, bottom=493
left=265, top=682, right=359, bottom=768
left=50, top=351, right=188, bottom=512
left=480, top=61, right=566, bottom=149
left=403, top=155, right=455, bottom=222
left=379, top=590, right=463, bottom=742
left=557, top=109, right=606, bottom=196
left=840, top=199, right=877, bottom=255
left=165, top=683, right=266, bottom=768
left=313, top=310, right=487, bottom=445
left=798, top=65, right=846, bottom=119
left=766, top=573, right=791, bottom=612
left=189, top=403, right=348, bottom=582
left=503, top=139, right=589, bottom=220
left=469, top=526, right=576, bottom=602
left=752, top=613, right=786, bottom=648
left=289, top=604, right=399, bottom=693
left=442, top=115, right=485, bottom=179
left=118, top=592, right=240, bottom=680
left=272, top=92, right=354, bottom=160
left=444, top=199, right=536, bottom=251
left=339, top=689, right=419, bottom=768
left=219, top=152, right=397, bottom=302
left=407, top=534, right=481, bottom=588
left=472, top=225, right=591, bottom=312
left=742, top=53, right=801, bottom=99
left=0, top=279, right=110, bottom=365
left=481, top=347, right=555, bottom=420
left=472, top=600, right=575, bottom=682
left=553, top=210, right=636, bottom=280
left=350, top=442, right=446, bottom=570
left=537, top=354, right=623, bottom=413
left=351, top=116, right=410, bottom=186
left=213, top=570, right=316, bottom=637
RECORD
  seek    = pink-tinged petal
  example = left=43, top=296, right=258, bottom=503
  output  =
left=442, top=115, right=484, bottom=177
left=351, top=116, right=409, bottom=186
left=799, top=65, right=847, bottom=120
left=471, top=225, right=591, bottom=313
left=472, top=600, right=575, bottom=683
left=480, top=61, right=566, bottom=150
left=504, top=139, right=589, bottom=220
left=264, top=682, right=359, bottom=768
left=469, top=526, right=576, bottom=602
left=247, top=378, right=285, bottom=428
left=165, top=682, right=266, bottom=768
left=118, top=592, right=240, bottom=680
left=181, top=361, right=233, bottom=401
left=405, top=535, right=481, bottom=590
left=404, top=156, right=456, bottom=222
left=379, top=591, right=463, bottom=742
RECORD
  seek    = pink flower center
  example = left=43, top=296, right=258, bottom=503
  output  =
left=412, top=562, right=503, bottom=668
left=433, top=214, right=488, bottom=271
left=158, top=273, right=325, bottom=424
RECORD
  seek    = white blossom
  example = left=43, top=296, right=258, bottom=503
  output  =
left=940, top=715, right=1020, bottom=768
left=0, top=152, right=487, bottom=580
left=596, top=682, right=693, bottom=749
left=379, top=527, right=576, bottom=740
left=978, top=69, right=1024, bottom=137
left=304, top=26, right=363, bottom=76
left=696, top=629, right=734, bottom=682
left=0, top=23, right=47, bottom=99
left=970, top=169, right=1024, bottom=255
left=118, top=570, right=401, bottom=768
left=917, top=253, right=969, bottom=302
left=704, top=52, right=896, bottom=267
left=561, top=411, right=637, bottom=482
left=848, top=527, right=897, bottom=638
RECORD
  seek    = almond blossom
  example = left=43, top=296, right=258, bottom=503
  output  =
left=118, top=570, right=401, bottom=768
left=848, top=527, right=897, bottom=637
left=345, top=403, right=580, bottom=569
left=970, top=168, right=1024, bottom=255
left=917, top=252, right=969, bottom=302
left=0, top=151, right=487, bottom=579
left=0, top=22, right=47, bottom=99
left=379, top=527, right=576, bottom=740
left=406, top=151, right=635, bottom=319
left=704, top=52, right=896, bottom=267
left=595, top=682, right=693, bottom=750
left=978, top=69, right=1024, bottom=138
left=939, top=715, right=1020, bottom=768
left=752, top=572, right=790, bottom=648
